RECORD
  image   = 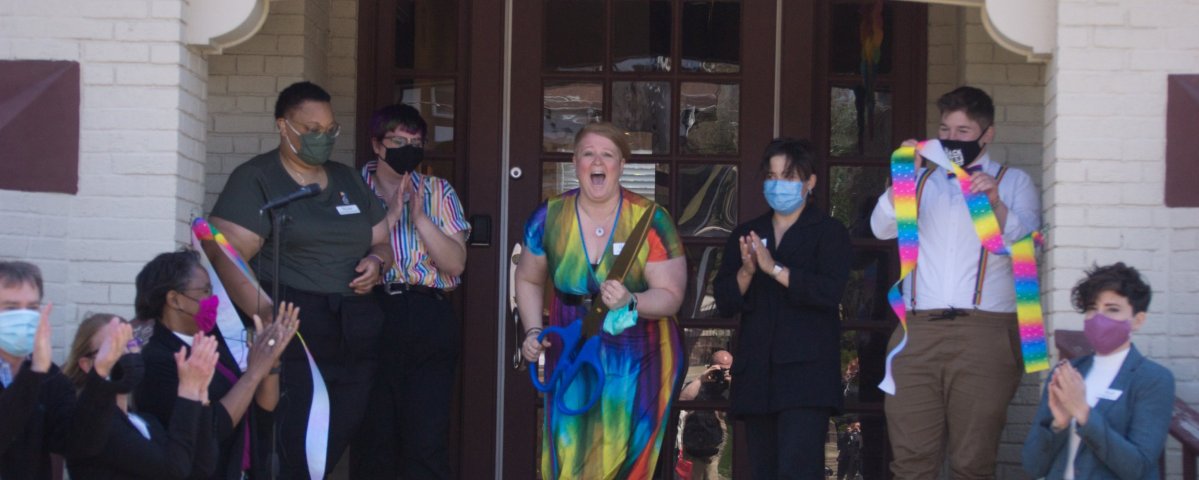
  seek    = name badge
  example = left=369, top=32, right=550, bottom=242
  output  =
left=613, top=243, right=625, bottom=255
left=1098, top=388, right=1123, bottom=401
left=336, top=204, right=361, bottom=215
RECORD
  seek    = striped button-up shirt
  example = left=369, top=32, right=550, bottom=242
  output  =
left=362, top=161, right=471, bottom=289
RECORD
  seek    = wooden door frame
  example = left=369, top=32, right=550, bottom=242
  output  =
left=356, top=0, right=507, bottom=477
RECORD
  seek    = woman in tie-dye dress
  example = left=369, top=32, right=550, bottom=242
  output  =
left=515, top=123, right=687, bottom=480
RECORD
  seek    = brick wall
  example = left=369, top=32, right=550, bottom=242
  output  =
left=205, top=0, right=357, bottom=212
left=0, top=0, right=207, bottom=360
left=1047, top=1, right=1199, bottom=476
left=926, top=6, right=1048, bottom=478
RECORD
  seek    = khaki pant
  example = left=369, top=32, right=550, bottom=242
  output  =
left=883, top=310, right=1023, bottom=480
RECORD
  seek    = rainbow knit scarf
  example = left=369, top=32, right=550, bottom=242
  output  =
left=878, top=141, right=1048, bottom=395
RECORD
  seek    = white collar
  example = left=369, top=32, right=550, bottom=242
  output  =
left=172, top=331, right=195, bottom=347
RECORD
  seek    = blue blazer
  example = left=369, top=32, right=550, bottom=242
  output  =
left=1021, top=344, right=1174, bottom=480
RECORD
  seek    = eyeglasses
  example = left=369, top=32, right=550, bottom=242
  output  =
left=286, top=119, right=341, bottom=138
left=180, top=285, right=213, bottom=298
left=381, top=136, right=425, bottom=149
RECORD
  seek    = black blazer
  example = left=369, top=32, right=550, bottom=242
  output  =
left=65, top=370, right=217, bottom=480
left=714, top=206, right=851, bottom=415
left=136, top=322, right=254, bottom=480
left=0, top=363, right=75, bottom=480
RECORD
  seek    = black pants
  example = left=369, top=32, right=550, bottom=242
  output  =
left=273, top=286, right=383, bottom=480
left=742, top=408, right=831, bottom=480
left=350, top=287, right=459, bottom=479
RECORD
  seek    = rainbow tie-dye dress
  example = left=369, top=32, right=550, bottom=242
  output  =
left=523, top=189, right=685, bottom=480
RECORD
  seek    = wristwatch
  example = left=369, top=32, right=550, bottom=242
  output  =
left=628, top=293, right=638, bottom=312
left=771, top=264, right=784, bottom=277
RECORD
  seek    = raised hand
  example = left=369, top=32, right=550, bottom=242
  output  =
left=94, top=317, right=131, bottom=378
left=738, top=235, right=758, bottom=276
left=175, top=334, right=218, bottom=402
left=30, top=303, right=53, bottom=373
left=1047, top=365, right=1071, bottom=431
left=247, top=302, right=300, bottom=378
left=747, top=231, right=779, bottom=274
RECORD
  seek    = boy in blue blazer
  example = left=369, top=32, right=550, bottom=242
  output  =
left=1022, top=262, right=1175, bottom=479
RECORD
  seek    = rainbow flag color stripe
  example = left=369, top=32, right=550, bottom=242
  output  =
left=879, top=141, right=1048, bottom=396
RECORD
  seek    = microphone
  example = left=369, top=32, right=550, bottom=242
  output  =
left=259, top=183, right=321, bottom=213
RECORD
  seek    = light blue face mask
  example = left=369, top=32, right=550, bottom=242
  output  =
left=0, top=309, right=39, bottom=357
left=764, top=179, right=806, bottom=214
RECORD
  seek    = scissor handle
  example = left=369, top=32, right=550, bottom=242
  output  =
left=553, top=335, right=604, bottom=415
left=528, top=324, right=579, bottom=393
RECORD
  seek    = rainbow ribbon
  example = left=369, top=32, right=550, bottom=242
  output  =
left=878, top=141, right=1048, bottom=396
left=190, top=217, right=331, bottom=480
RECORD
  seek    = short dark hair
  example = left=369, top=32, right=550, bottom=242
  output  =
left=1071, top=262, right=1152, bottom=314
left=274, top=81, right=332, bottom=119
left=134, top=250, right=201, bottom=321
left=936, top=86, right=995, bottom=130
left=0, top=261, right=43, bottom=299
left=759, top=137, right=819, bottom=180
left=368, top=104, right=427, bottom=142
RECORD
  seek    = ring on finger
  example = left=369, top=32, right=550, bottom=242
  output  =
left=267, top=338, right=277, bottom=347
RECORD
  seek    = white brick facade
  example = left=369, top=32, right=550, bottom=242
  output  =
left=0, top=0, right=206, bottom=359
left=1047, top=1, right=1199, bottom=475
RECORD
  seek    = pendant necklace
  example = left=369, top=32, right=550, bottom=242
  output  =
left=579, top=197, right=620, bottom=237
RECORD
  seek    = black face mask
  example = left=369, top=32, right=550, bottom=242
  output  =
left=109, top=353, right=145, bottom=394
left=940, top=127, right=989, bottom=167
left=384, top=145, right=423, bottom=175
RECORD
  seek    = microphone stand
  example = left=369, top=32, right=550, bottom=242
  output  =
left=261, top=205, right=287, bottom=480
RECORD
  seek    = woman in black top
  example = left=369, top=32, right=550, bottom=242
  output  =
left=64, top=315, right=219, bottom=480
left=132, top=251, right=299, bottom=479
left=713, top=138, right=852, bottom=479
left=208, top=81, right=392, bottom=478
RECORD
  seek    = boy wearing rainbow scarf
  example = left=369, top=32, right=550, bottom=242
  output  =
left=869, top=86, right=1042, bottom=479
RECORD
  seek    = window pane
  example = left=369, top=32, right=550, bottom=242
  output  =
left=828, top=412, right=887, bottom=480
left=839, top=328, right=890, bottom=406
left=841, top=248, right=893, bottom=324
left=544, top=0, right=605, bottom=72
left=677, top=164, right=737, bottom=237
left=829, top=87, right=892, bottom=157
left=681, top=82, right=740, bottom=155
left=680, top=327, right=734, bottom=397
left=395, top=79, right=455, bottom=153
left=681, top=245, right=723, bottom=319
left=541, top=162, right=670, bottom=208
left=829, top=2, right=893, bottom=75
left=395, top=0, right=458, bottom=71
left=612, top=0, right=672, bottom=72
left=829, top=165, right=888, bottom=237
left=543, top=81, right=603, bottom=153
left=676, top=408, right=734, bottom=478
left=612, top=81, right=672, bottom=155
left=681, top=0, right=741, bottom=73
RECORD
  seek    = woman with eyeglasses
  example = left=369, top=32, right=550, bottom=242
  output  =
left=208, top=81, right=393, bottom=478
left=348, top=104, right=470, bottom=478
left=131, top=251, right=299, bottom=479
left=63, top=314, right=219, bottom=479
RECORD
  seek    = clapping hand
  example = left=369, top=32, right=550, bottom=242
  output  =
left=247, top=302, right=300, bottom=379
left=746, top=231, right=778, bottom=274
left=738, top=235, right=758, bottom=277
left=30, top=303, right=53, bottom=373
left=1049, top=361, right=1090, bottom=427
left=1047, top=362, right=1072, bottom=431
left=93, top=317, right=131, bottom=378
left=175, top=334, right=218, bottom=403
